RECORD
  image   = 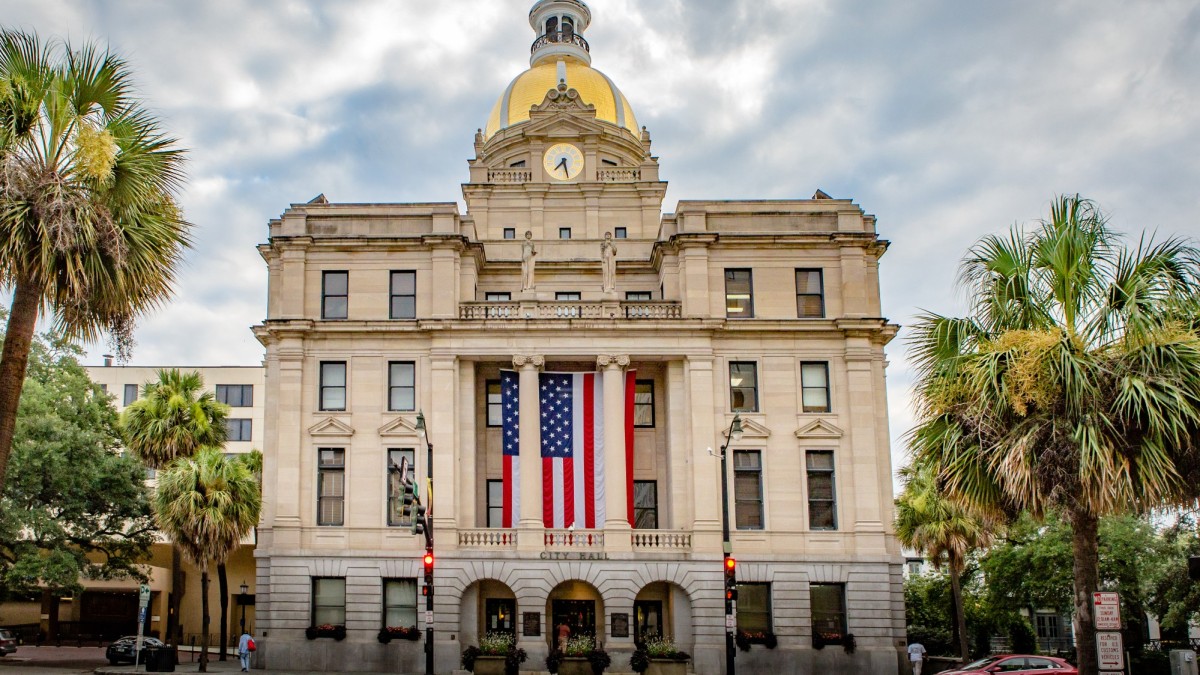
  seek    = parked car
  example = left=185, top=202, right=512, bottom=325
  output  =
left=105, top=635, right=165, bottom=665
left=0, top=629, right=17, bottom=656
left=940, top=655, right=1077, bottom=674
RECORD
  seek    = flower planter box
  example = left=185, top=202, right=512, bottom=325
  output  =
left=472, top=654, right=507, bottom=675
left=646, top=660, right=688, bottom=675
left=305, top=625, right=346, bottom=640
left=558, top=656, right=595, bottom=675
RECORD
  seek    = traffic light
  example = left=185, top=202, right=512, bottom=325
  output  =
left=412, top=504, right=427, bottom=535
left=401, top=477, right=416, bottom=520
left=724, top=556, right=737, bottom=602
left=423, top=551, right=435, bottom=589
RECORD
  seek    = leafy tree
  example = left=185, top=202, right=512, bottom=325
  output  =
left=909, top=196, right=1200, bottom=674
left=155, top=448, right=260, bottom=673
left=896, top=463, right=998, bottom=660
left=0, top=318, right=154, bottom=635
left=1146, top=518, right=1200, bottom=638
left=0, top=29, right=192, bottom=495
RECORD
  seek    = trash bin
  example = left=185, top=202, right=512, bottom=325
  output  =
left=144, top=646, right=176, bottom=672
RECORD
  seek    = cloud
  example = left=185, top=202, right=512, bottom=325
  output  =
left=4, top=0, right=1199, bottom=488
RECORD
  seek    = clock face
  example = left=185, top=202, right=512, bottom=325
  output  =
left=543, top=143, right=584, bottom=181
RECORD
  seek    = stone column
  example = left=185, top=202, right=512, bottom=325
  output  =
left=598, top=354, right=633, bottom=553
left=514, top=354, right=545, bottom=552
left=686, top=355, right=722, bottom=552
left=269, top=339, right=304, bottom=549
left=430, top=355, right=458, bottom=534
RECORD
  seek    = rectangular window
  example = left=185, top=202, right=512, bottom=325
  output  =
left=312, top=577, right=346, bottom=627
left=387, top=449, right=415, bottom=527
left=633, top=380, right=655, bottom=427
left=123, top=384, right=138, bottom=406
left=801, top=362, right=830, bottom=413
left=503, top=228, right=516, bottom=240
left=319, top=362, right=347, bottom=411
left=559, top=227, right=571, bottom=239
left=810, top=583, right=847, bottom=643
left=733, top=450, right=763, bottom=530
left=383, top=579, right=418, bottom=629
left=796, top=269, right=825, bottom=318
left=487, top=380, right=503, bottom=427
left=806, top=450, right=837, bottom=530
left=736, top=582, right=772, bottom=635
left=725, top=269, right=754, bottom=318
left=485, top=292, right=511, bottom=302
left=225, top=418, right=253, bottom=442
left=625, top=291, right=652, bottom=301
left=614, top=227, right=627, bottom=239
left=555, top=291, right=581, bottom=301
left=317, top=448, right=345, bottom=526
left=487, top=479, right=504, bottom=528
left=729, top=362, right=758, bottom=413
left=216, top=384, right=253, bottom=407
left=388, top=361, right=416, bottom=412
left=390, top=271, right=416, bottom=320
left=322, top=271, right=348, bottom=320
left=633, top=480, right=658, bottom=529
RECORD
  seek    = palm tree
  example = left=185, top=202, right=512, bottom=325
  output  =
left=155, top=448, right=261, bottom=673
left=121, top=369, right=228, bottom=468
left=895, top=462, right=996, bottom=662
left=0, top=30, right=191, bottom=492
left=120, top=368, right=227, bottom=649
left=908, top=196, right=1200, bottom=674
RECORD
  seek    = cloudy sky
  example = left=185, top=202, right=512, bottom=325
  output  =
left=5, top=0, right=1199, bottom=473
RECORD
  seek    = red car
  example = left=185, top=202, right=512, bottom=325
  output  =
left=940, top=654, right=1077, bottom=674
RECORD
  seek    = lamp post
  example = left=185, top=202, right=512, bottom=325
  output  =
left=238, top=582, right=249, bottom=634
left=718, top=414, right=743, bottom=675
left=415, top=412, right=434, bottom=675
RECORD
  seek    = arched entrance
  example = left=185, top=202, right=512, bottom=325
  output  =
left=634, top=582, right=693, bottom=652
left=459, top=579, right=517, bottom=647
left=546, top=580, right=604, bottom=649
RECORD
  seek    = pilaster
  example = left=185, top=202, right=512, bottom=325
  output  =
left=598, top=354, right=632, bottom=553
left=514, top=354, right=545, bottom=552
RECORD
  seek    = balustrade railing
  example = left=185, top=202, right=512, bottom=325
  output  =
left=544, top=529, right=604, bottom=549
left=597, top=167, right=641, bottom=182
left=631, top=530, right=693, bottom=551
left=622, top=302, right=682, bottom=319
left=489, top=169, right=532, bottom=184
left=458, top=301, right=681, bottom=320
left=458, top=529, right=517, bottom=549
left=531, top=31, right=590, bottom=55
left=459, top=302, right=521, bottom=319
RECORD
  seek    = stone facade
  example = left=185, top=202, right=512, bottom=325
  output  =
left=251, top=2, right=904, bottom=673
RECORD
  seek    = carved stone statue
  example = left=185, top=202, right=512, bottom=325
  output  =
left=600, top=231, right=617, bottom=292
left=521, top=231, right=537, bottom=290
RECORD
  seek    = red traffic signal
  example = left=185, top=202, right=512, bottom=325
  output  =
left=423, top=553, right=434, bottom=568
left=724, top=557, right=736, bottom=576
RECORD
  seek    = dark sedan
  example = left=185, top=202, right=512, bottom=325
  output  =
left=0, top=629, right=17, bottom=656
left=105, top=635, right=164, bottom=665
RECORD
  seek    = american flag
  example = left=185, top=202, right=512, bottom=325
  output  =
left=500, top=370, right=635, bottom=529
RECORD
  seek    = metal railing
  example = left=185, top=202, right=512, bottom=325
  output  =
left=531, top=31, right=590, bottom=55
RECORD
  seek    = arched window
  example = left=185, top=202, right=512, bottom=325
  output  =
left=562, top=16, right=574, bottom=36
left=546, top=17, right=558, bottom=36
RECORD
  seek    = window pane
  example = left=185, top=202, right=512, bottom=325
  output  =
left=124, top=384, right=138, bottom=406
left=391, top=297, right=416, bottom=319
left=806, top=451, right=834, bottom=471
left=323, top=272, right=347, bottom=295
left=319, top=449, right=344, bottom=467
left=733, top=451, right=761, bottom=470
left=736, top=583, right=771, bottom=633
left=322, top=388, right=346, bottom=410
left=734, top=452, right=763, bottom=530
left=796, top=270, right=822, bottom=294
left=322, top=363, right=346, bottom=387
left=323, top=296, right=347, bottom=319
left=313, top=578, right=346, bottom=626
left=633, top=481, right=657, bottom=529
left=801, top=363, right=827, bottom=387
left=729, top=362, right=758, bottom=412
left=725, top=269, right=753, bottom=317
left=487, top=380, right=503, bottom=426
left=391, top=272, right=415, bottom=295
left=810, top=584, right=846, bottom=640
left=487, top=480, right=504, bottom=528
left=808, top=473, right=834, bottom=500
left=809, top=501, right=835, bottom=529
left=798, top=295, right=824, bottom=318
left=634, top=380, right=654, bottom=427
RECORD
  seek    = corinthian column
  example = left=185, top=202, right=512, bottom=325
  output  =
left=513, top=355, right=545, bottom=549
left=598, top=354, right=633, bottom=552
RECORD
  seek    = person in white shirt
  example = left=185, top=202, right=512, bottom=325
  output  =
left=908, top=641, right=927, bottom=675
left=237, top=631, right=253, bottom=672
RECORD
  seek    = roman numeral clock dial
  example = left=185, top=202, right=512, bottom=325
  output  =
left=543, top=143, right=584, bottom=181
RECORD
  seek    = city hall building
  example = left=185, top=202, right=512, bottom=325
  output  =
left=252, top=1, right=905, bottom=673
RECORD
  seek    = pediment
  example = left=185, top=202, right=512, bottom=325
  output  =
left=378, top=415, right=420, bottom=437
left=522, top=113, right=607, bottom=139
left=722, top=417, right=771, bottom=440
left=794, top=419, right=844, bottom=439
left=308, top=417, right=355, bottom=437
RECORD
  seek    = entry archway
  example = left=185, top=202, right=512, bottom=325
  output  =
left=459, top=579, right=517, bottom=648
left=546, top=580, right=604, bottom=650
left=634, top=581, right=693, bottom=653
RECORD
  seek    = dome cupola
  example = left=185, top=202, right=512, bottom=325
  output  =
left=528, top=0, right=593, bottom=67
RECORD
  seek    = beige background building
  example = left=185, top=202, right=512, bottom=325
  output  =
left=253, top=1, right=904, bottom=673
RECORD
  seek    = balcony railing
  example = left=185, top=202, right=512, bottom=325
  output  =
left=597, top=167, right=641, bottom=182
left=631, top=530, right=693, bottom=551
left=459, top=301, right=682, bottom=320
left=545, top=529, right=603, bottom=549
left=531, top=31, right=590, bottom=55
left=489, top=169, right=532, bottom=184
left=458, top=529, right=516, bottom=549
left=455, top=528, right=694, bottom=553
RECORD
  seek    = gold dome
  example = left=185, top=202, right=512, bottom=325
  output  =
left=485, top=59, right=639, bottom=140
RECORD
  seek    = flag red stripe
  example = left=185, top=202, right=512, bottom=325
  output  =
left=542, top=457, right=553, bottom=528
left=583, top=373, right=596, bottom=529
left=502, top=455, right=513, bottom=528
left=562, top=457, right=575, bottom=528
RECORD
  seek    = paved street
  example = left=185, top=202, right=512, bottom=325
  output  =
left=0, top=646, right=463, bottom=674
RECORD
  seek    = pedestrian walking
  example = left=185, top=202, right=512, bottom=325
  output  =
left=908, top=640, right=927, bottom=675
left=556, top=621, right=571, bottom=653
left=237, top=631, right=255, bottom=672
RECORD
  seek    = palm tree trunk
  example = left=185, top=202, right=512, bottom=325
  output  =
left=1068, top=508, right=1100, bottom=675
left=218, top=563, right=228, bottom=661
left=0, top=278, right=41, bottom=491
left=168, top=546, right=184, bottom=644
left=200, top=566, right=210, bottom=672
left=950, top=560, right=970, bottom=662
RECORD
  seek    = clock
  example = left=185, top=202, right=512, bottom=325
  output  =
left=543, top=143, right=584, bottom=181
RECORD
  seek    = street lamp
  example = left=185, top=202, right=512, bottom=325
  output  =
left=238, top=582, right=249, bottom=634
left=718, top=414, right=743, bottom=675
left=415, top=411, right=434, bottom=675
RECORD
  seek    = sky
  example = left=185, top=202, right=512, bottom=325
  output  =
left=4, top=0, right=1200, bottom=478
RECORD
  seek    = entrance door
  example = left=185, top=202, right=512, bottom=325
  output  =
left=634, top=600, right=663, bottom=642
left=551, top=599, right=596, bottom=640
left=485, top=599, right=516, bottom=637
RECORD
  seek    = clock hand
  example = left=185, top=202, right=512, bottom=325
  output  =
left=555, top=157, right=568, bottom=176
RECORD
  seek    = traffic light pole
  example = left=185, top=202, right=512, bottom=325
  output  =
left=719, top=415, right=742, bottom=675
left=417, top=412, right=434, bottom=675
